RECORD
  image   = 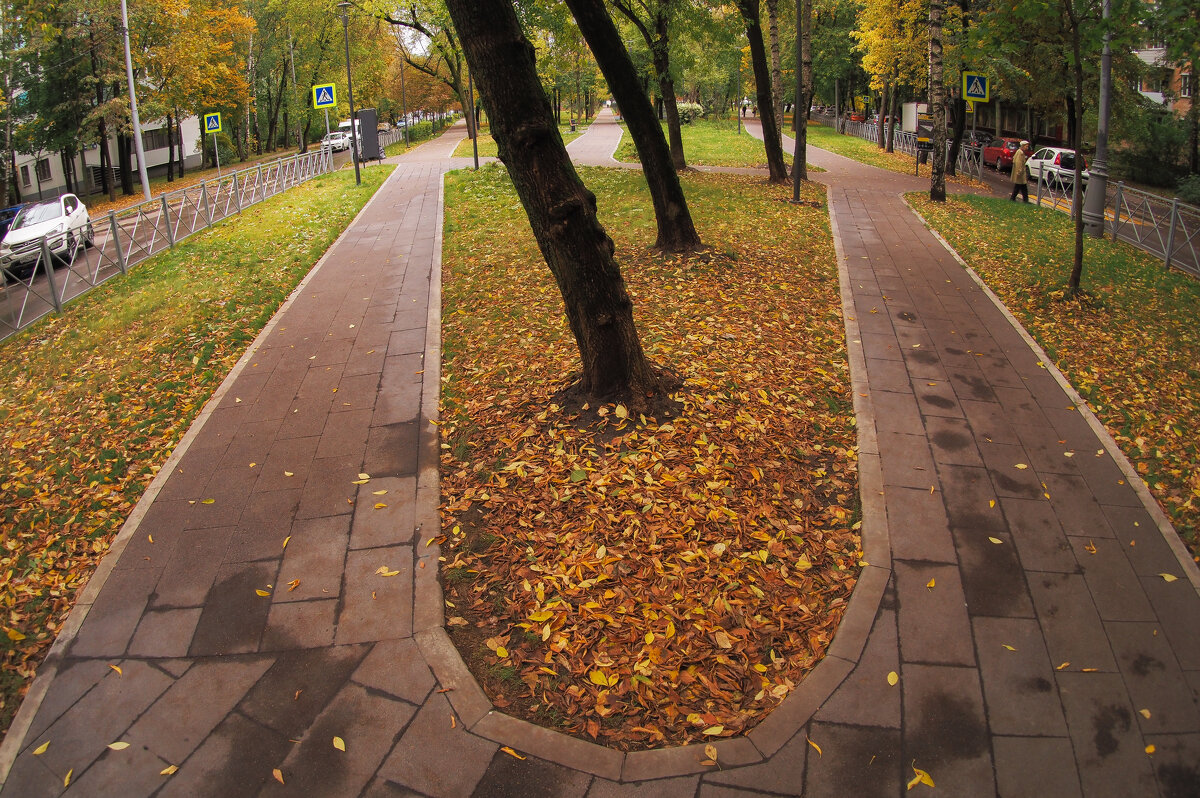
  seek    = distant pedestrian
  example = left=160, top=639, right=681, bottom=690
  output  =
left=1010, top=140, right=1032, bottom=202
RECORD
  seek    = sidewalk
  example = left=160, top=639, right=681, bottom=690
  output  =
left=0, top=115, right=1197, bottom=797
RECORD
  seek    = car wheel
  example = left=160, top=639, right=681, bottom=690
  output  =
left=84, top=224, right=94, bottom=248
left=996, top=157, right=1003, bottom=171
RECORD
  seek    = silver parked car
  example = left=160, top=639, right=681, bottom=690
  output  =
left=1028, top=146, right=1090, bottom=188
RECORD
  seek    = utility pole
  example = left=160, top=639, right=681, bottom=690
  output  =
left=337, top=1, right=361, bottom=186
left=120, top=0, right=151, bottom=200
left=1082, top=0, right=1112, bottom=238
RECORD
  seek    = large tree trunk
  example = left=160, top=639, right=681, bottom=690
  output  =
left=793, top=0, right=812, bottom=182
left=118, top=133, right=134, bottom=196
left=652, top=16, right=686, bottom=171
left=1067, top=3, right=1086, bottom=293
left=567, top=0, right=701, bottom=252
left=928, top=0, right=947, bottom=201
left=737, top=0, right=788, bottom=182
left=445, top=0, right=668, bottom=408
left=767, top=0, right=783, bottom=142
left=877, top=79, right=889, bottom=149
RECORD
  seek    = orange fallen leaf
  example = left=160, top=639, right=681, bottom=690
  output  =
left=287, top=579, right=301, bottom=592
left=160, top=765, right=178, bottom=775
left=807, top=737, right=822, bottom=757
left=272, top=768, right=284, bottom=784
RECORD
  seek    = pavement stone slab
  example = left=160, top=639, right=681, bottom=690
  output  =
left=991, top=735, right=1082, bottom=798
left=950, top=523, right=1035, bottom=618
left=376, top=693, right=497, bottom=798
left=236, top=644, right=368, bottom=738
left=154, top=712, right=292, bottom=798
left=1105, top=621, right=1200, bottom=735
left=352, top=638, right=436, bottom=705
left=1055, top=671, right=1158, bottom=798
left=883, top=487, right=956, bottom=563
left=901, top=663, right=995, bottom=797
left=814, top=608, right=901, bottom=728
left=1027, top=572, right=1119, bottom=672
left=1069, top=537, right=1156, bottom=622
left=894, top=561, right=975, bottom=666
left=336, top=546, right=413, bottom=644
left=187, top=561, right=277, bottom=656
left=971, top=616, right=1068, bottom=736
left=469, top=751, right=593, bottom=798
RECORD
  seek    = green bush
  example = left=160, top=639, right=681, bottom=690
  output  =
left=677, top=102, right=705, bottom=124
left=1109, top=106, right=1188, bottom=188
left=1178, top=175, right=1200, bottom=206
left=196, top=132, right=237, bottom=169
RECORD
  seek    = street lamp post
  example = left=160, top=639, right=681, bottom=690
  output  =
left=337, top=0, right=361, bottom=186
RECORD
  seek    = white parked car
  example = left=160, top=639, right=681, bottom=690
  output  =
left=322, top=131, right=352, bottom=152
left=0, top=193, right=92, bottom=278
left=1027, top=146, right=1090, bottom=188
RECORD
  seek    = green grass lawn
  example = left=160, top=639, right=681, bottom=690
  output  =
left=910, top=192, right=1200, bottom=558
left=451, top=124, right=588, bottom=159
left=614, top=118, right=798, bottom=169
left=0, top=166, right=392, bottom=734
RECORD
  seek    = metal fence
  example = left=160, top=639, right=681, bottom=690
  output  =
left=0, top=147, right=333, bottom=341
left=1107, top=183, right=1200, bottom=277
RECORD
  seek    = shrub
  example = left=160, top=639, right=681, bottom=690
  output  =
left=1178, top=175, right=1200, bottom=206
left=677, top=102, right=705, bottom=124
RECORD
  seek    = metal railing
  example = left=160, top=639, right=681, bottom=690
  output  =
left=1107, top=183, right=1200, bottom=277
left=0, top=147, right=333, bottom=341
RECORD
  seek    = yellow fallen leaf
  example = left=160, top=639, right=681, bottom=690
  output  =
left=988, top=537, right=1003, bottom=545
left=64, top=769, right=72, bottom=787
left=109, top=664, right=122, bottom=675
left=1081, top=668, right=1098, bottom=672
left=665, top=620, right=676, bottom=638
left=148, top=534, right=154, bottom=544
left=645, top=632, right=654, bottom=645
left=358, top=473, right=370, bottom=480
left=1159, top=574, right=1178, bottom=582
left=1002, top=644, right=1017, bottom=651
left=376, top=566, right=400, bottom=577
left=248, top=462, right=256, bottom=468
left=1014, top=463, right=1028, bottom=470
left=272, top=769, right=284, bottom=784
left=1084, top=540, right=1097, bottom=554
left=1139, top=709, right=1152, bottom=719
left=887, top=671, right=899, bottom=686
left=160, top=765, right=178, bottom=775
left=907, top=763, right=935, bottom=790
left=372, top=490, right=388, bottom=496
left=284, top=471, right=294, bottom=477
left=352, top=479, right=370, bottom=485
left=500, top=746, right=526, bottom=760
left=496, top=646, right=508, bottom=658
left=988, top=500, right=995, bottom=508
left=614, top=404, right=629, bottom=419
left=5, top=628, right=25, bottom=641
left=1145, top=744, right=1156, bottom=754
left=702, top=725, right=725, bottom=735
left=1056, top=662, right=1070, bottom=670
left=333, top=736, right=346, bottom=751
left=200, top=498, right=215, bottom=504
left=807, top=737, right=822, bottom=757
left=704, top=744, right=718, bottom=763
left=282, top=536, right=291, bottom=550
left=108, top=742, right=130, bottom=751
left=374, top=503, right=388, bottom=510
left=255, top=589, right=271, bottom=597
left=33, top=741, right=49, bottom=755
left=926, top=578, right=935, bottom=589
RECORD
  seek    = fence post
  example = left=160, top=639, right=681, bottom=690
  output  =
left=1164, top=198, right=1179, bottom=271
left=108, top=211, right=127, bottom=274
left=232, top=173, right=242, bottom=214
left=256, top=164, right=264, bottom=202
left=161, top=195, right=176, bottom=247
left=40, top=237, right=62, bottom=313
left=1110, top=181, right=1124, bottom=237
left=1036, top=172, right=1044, bottom=206
left=201, top=182, right=213, bottom=227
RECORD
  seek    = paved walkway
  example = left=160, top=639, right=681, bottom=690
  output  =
left=1, top=112, right=1198, bottom=797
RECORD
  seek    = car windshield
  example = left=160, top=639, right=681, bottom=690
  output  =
left=10, top=201, right=63, bottom=231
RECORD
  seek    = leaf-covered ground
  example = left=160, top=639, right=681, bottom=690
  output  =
left=438, top=165, right=860, bottom=750
left=0, top=168, right=391, bottom=736
left=911, top=193, right=1200, bottom=559
left=450, top=124, right=587, bottom=159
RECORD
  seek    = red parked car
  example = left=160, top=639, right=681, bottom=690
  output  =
left=982, top=137, right=1021, bottom=172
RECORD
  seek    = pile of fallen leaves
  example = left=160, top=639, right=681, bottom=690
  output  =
left=912, top=194, right=1200, bottom=557
left=438, top=166, right=860, bottom=750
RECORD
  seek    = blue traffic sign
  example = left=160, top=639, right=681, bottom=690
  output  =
left=203, top=113, right=222, bottom=134
left=962, top=71, right=990, bottom=103
left=312, top=83, right=337, bottom=109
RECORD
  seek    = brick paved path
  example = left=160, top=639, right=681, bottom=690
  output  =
left=1, top=114, right=1197, bottom=797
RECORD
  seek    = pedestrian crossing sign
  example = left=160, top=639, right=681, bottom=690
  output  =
left=962, top=71, right=990, bottom=103
left=203, top=113, right=222, bottom=134
left=312, top=83, right=337, bottom=109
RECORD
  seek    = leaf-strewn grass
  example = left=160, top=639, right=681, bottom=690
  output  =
left=0, top=166, right=392, bottom=735
left=911, top=193, right=1200, bottom=558
left=438, top=164, right=859, bottom=749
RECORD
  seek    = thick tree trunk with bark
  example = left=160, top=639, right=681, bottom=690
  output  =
left=767, top=0, right=783, bottom=142
left=652, top=26, right=686, bottom=171
left=445, top=0, right=668, bottom=408
left=793, top=0, right=812, bottom=182
left=118, top=133, right=134, bottom=196
left=928, top=0, right=947, bottom=201
left=737, top=0, right=788, bottom=182
left=567, top=0, right=702, bottom=252
left=946, top=96, right=966, bottom=176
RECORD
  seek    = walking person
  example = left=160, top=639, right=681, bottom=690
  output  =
left=1010, top=140, right=1033, bottom=202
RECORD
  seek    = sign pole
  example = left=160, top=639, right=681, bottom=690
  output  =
left=213, top=133, right=221, bottom=177
left=204, top=113, right=224, bottom=177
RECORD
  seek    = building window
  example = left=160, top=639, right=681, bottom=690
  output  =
left=20, top=164, right=30, bottom=188
left=1183, top=74, right=1193, bottom=98
left=35, top=158, right=51, bottom=182
left=142, top=126, right=182, bottom=151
